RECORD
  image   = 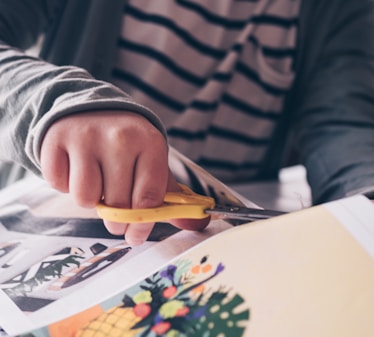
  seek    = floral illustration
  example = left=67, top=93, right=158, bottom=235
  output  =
left=76, top=255, right=250, bottom=337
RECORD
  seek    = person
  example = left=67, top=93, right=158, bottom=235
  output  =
left=0, top=0, right=373, bottom=246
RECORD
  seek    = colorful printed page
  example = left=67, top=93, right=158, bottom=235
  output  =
left=0, top=145, right=261, bottom=337
left=13, top=195, right=374, bottom=337
left=0, top=176, right=232, bottom=336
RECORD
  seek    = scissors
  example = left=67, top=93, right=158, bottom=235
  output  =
left=96, top=184, right=286, bottom=224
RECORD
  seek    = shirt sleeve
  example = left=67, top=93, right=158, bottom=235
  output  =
left=293, top=0, right=374, bottom=204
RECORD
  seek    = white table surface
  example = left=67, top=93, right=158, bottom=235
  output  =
left=229, top=165, right=311, bottom=213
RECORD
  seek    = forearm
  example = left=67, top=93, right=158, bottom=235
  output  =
left=298, top=61, right=374, bottom=203
left=292, top=0, right=374, bottom=204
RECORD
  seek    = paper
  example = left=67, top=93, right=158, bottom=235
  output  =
left=4, top=195, right=372, bottom=337
left=0, top=175, right=233, bottom=336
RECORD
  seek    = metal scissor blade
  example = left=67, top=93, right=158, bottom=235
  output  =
left=206, top=204, right=286, bottom=222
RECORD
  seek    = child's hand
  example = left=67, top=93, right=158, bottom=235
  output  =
left=40, top=111, right=209, bottom=245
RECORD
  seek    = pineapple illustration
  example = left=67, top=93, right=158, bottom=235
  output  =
left=76, top=305, right=143, bottom=337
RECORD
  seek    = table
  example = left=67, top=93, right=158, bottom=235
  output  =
left=229, top=165, right=311, bottom=212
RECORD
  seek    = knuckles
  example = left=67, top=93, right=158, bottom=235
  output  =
left=133, top=187, right=165, bottom=209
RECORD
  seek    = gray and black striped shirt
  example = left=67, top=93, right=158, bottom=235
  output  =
left=111, top=0, right=300, bottom=182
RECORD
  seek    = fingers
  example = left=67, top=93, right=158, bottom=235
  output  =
left=68, top=150, right=103, bottom=208
left=101, top=124, right=169, bottom=245
left=40, top=141, right=69, bottom=193
left=40, top=115, right=103, bottom=207
left=166, top=173, right=211, bottom=232
left=169, top=217, right=211, bottom=231
left=120, top=135, right=168, bottom=245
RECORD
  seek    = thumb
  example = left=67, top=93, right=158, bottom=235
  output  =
left=166, top=172, right=211, bottom=231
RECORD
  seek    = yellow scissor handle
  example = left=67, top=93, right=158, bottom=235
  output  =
left=96, top=184, right=215, bottom=223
